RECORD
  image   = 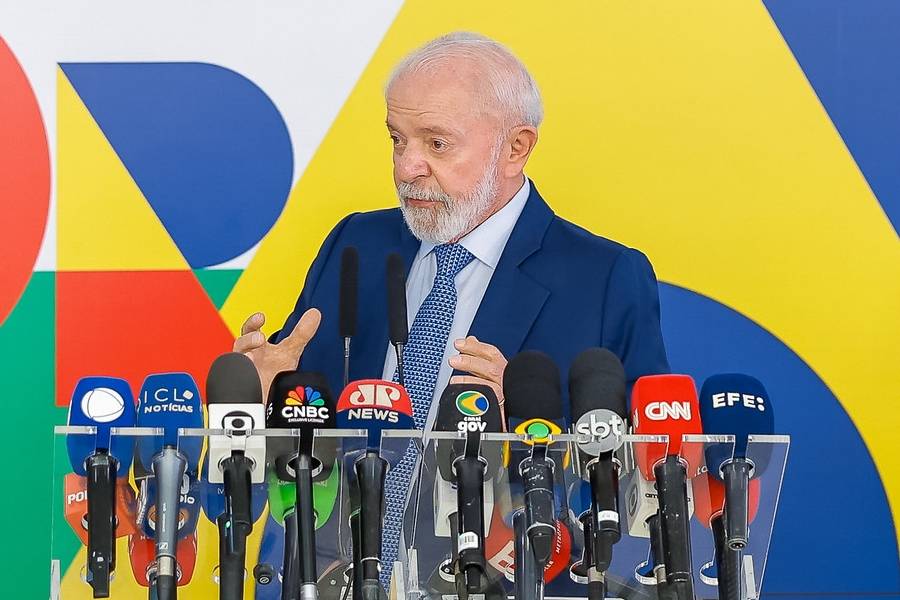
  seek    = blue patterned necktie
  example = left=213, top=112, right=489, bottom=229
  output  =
left=380, top=243, right=475, bottom=590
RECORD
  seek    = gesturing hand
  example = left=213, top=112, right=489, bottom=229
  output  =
left=448, top=335, right=508, bottom=421
left=233, top=309, right=322, bottom=399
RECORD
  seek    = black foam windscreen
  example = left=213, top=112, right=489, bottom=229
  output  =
left=206, top=352, right=263, bottom=405
left=433, top=383, right=504, bottom=482
left=339, top=246, right=359, bottom=339
left=265, top=370, right=336, bottom=481
left=386, top=252, right=408, bottom=345
left=568, top=347, right=627, bottom=421
left=502, top=350, right=563, bottom=423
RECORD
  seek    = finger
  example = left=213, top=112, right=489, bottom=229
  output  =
left=448, top=353, right=503, bottom=381
left=454, top=336, right=506, bottom=363
left=281, top=308, right=322, bottom=353
left=233, top=330, right=266, bottom=353
left=241, top=312, right=266, bottom=336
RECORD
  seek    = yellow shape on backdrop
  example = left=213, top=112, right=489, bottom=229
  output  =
left=56, top=68, right=188, bottom=271
left=225, top=0, right=900, bottom=548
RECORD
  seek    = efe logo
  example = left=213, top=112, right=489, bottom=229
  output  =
left=711, top=392, right=766, bottom=411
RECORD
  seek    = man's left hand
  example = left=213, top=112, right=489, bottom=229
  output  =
left=448, top=336, right=507, bottom=409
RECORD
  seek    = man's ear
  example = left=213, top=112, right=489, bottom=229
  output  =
left=503, top=126, right=538, bottom=178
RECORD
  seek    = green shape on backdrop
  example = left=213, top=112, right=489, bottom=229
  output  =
left=0, top=272, right=74, bottom=597
left=193, top=268, right=243, bottom=309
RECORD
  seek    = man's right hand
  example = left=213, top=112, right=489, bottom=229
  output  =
left=233, top=309, right=322, bottom=399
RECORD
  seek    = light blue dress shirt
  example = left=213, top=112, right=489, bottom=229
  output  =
left=381, top=178, right=531, bottom=431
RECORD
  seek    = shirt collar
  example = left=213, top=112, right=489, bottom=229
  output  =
left=419, top=177, right=531, bottom=269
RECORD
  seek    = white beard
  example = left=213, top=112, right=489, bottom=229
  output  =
left=397, top=149, right=501, bottom=244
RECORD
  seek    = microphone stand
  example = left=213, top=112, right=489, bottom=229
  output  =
left=293, top=439, right=319, bottom=600
left=218, top=451, right=254, bottom=600
left=355, top=451, right=388, bottom=600
left=452, top=431, right=489, bottom=594
left=513, top=510, right=541, bottom=600
left=85, top=451, right=118, bottom=598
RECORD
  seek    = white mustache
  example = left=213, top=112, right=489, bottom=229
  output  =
left=396, top=182, right=451, bottom=204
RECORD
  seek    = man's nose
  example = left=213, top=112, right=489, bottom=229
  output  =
left=395, top=144, right=431, bottom=182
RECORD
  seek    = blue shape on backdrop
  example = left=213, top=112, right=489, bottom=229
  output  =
left=60, top=62, right=293, bottom=267
left=763, top=0, right=900, bottom=235
left=658, top=282, right=900, bottom=594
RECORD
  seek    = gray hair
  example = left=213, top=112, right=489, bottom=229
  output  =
left=386, top=31, right=543, bottom=129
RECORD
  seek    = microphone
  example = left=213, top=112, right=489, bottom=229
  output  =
left=503, top=351, right=563, bottom=568
left=206, top=352, right=267, bottom=600
left=265, top=370, right=337, bottom=600
left=699, top=373, right=775, bottom=550
left=502, top=351, right=564, bottom=600
left=136, top=373, right=205, bottom=600
left=432, top=383, right=504, bottom=593
left=336, top=379, right=414, bottom=599
left=569, top=347, right=627, bottom=573
left=693, top=472, right=761, bottom=600
left=631, top=374, right=704, bottom=600
left=339, top=247, right=359, bottom=389
left=66, top=376, right=137, bottom=597
left=385, top=253, right=408, bottom=386
left=64, top=472, right=139, bottom=546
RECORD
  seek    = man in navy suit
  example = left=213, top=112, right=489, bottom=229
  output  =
left=237, top=31, right=670, bottom=592
left=235, top=31, right=669, bottom=415
left=234, top=33, right=668, bottom=408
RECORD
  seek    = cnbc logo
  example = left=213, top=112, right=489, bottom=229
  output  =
left=514, top=418, right=562, bottom=444
left=286, top=386, right=323, bottom=407
left=281, top=386, right=329, bottom=422
left=455, top=391, right=489, bottom=417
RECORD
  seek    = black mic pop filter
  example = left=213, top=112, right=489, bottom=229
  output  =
left=386, top=252, right=408, bottom=345
left=206, top=352, right=263, bottom=406
left=569, top=347, right=627, bottom=422
left=503, top=350, right=563, bottom=424
left=339, top=246, right=359, bottom=339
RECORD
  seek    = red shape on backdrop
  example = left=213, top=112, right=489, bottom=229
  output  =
left=0, top=37, right=51, bottom=325
left=56, top=271, right=236, bottom=406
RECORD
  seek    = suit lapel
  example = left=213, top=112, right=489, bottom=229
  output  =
left=467, top=182, right=553, bottom=359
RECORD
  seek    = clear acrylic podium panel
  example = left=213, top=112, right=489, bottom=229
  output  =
left=398, top=432, right=789, bottom=600
left=51, top=428, right=788, bottom=600
left=51, top=426, right=376, bottom=600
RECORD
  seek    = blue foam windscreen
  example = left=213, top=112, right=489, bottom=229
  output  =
left=699, top=373, right=775, bottom=478
left=66, top=376, right=136, bottom=476
left=136, top=373, right=205, bottom=471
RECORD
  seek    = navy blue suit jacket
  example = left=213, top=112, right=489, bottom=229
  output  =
left=274, top=181, right=669, bottom=416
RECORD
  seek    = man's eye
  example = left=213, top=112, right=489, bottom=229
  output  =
left=431, top=139, right=448, bottom=151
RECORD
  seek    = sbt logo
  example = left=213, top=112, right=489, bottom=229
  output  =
left=282, top=405, right=330, bottom=421
left=711, top=392, right=766, bottom=412
left=348, top=383, right=401, bottom=408
left=457, top=417, right=487, bottom=433
left=574, top=413, right=625, bottom=438
left=644, top=401, right=692, bottom=421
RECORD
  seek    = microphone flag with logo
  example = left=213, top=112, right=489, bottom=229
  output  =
left=631, top=374, right=703, bottom=599
left=433, top=383, right=503, bottom=594
left=568, top=347, right=628, bottom=576
left=266, top=370, right=336, bottom=600
left=136, top=372, right=204, bottom=600
left=66, top=375, right=136, bottom=598
left=699, top=373, right=775, bottom=551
